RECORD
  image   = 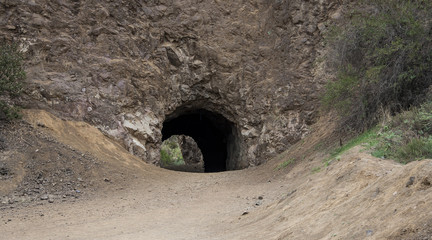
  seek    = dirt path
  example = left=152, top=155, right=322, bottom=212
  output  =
left=1, top=110, right=432, bottom=240
left=1, top=166, right=292, bottom=240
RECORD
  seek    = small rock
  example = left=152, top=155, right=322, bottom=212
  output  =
left=292, top=13, right=303, bottom=24
left=406, top=176, right=415, bottom=187
left=48, top=199, right=54, bottom=203
left=287, top=189, right=297, bottom=197
left=331, top=10, right=342, bottom=20
left=241, top=211, right=249, bottom=216
left=307, top=24, right=317, bottom=34
left=318, top=23, right=326, bottom=32
left=40, top=195, right=49, bottom=200
left=0, top=167, right=10, bottom=176
left=258, top=196, right=263, bottom=200
left=366, top=230, right=373, bottom=236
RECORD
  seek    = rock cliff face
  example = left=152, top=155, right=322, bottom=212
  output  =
left=0, top=0, right=341, bottom=169
left=178, top=135, right=203, bottom=167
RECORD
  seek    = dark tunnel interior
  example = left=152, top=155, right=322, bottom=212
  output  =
left=162, top=109, right=236, bottom=173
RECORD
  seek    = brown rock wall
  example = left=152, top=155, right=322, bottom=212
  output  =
left=0, top=0, right=341, bottom=168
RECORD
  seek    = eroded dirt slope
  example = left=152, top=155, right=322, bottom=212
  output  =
left=1, top=110, right=432, bottom=240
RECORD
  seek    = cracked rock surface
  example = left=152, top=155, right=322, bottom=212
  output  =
left=1, top=0, right=342, bottom=167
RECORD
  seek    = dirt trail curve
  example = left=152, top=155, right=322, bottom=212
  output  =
left=1, top=110, right=432, bottom=240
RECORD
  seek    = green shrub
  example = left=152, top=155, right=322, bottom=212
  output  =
left=160, top=136, right=185, bottom=167
left=0, top=101, right=21, bottom=119
left=394, top=137, right=432, bottom=163
left=391, top=100, right=432, bottom=135
left=369, top=100, right=432, bottom=163
left=0, top=42, right=25, bottom=120
left=323, top=0, right=432, bottom=130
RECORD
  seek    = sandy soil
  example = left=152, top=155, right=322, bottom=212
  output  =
left=1, top=110, right=432, bottom=240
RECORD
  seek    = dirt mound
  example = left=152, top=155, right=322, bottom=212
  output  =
left=223, top=147, right=432, bottom=239
left=0, top=110, right=157, bottom=209
left=0, top=120, right=98, bottom=207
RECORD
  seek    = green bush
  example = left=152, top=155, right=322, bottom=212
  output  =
left=0, top=42, right=25, bottom=120
left=369, top=100, right=432, bottom=163
left=323, top=0, right=432, bottom=130
left=395, top=137, right=432, bottom=163
left=0, top=101, right=21, bottom=119
left=160, top=136, right=185, bottom=167
left=391, top=100, right=432, bottom=135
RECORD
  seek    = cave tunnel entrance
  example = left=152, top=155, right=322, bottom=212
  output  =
left=162, top=109, right=239, bottom=173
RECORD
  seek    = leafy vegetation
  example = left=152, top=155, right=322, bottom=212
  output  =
left=321, top=100, right=432, bottom=165
left=0, top=42, right=25, bottom=120
left=311, top=166, right=321, bottom=174
left=160, top=136, right=185, bottom=167
left=275, top=158, right=295, bottom=170
left=370, top=100, right=432, bottom=163
left=323, top=0, right=432, bottom=130
left=328, top=129, right=377, bottom=160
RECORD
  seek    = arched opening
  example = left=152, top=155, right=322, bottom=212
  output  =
left=162, top=108, right=239, bottom=172
left=160, top=135, right=204, bottom=173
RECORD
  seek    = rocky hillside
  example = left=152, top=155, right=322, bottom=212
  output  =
left=1, top=0, right=342, bottom=167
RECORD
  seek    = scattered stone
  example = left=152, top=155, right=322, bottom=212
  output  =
left=258, top=196, right=263, bottom=200
left=0, top=167, right=9, bottom=176
left=40, top=195, right=49, bottom=200
left=406, top=176, right=415, bottom=187
left=287, top=189, right=297, bottom=197
left=6, top=25, right=16, bottom=30
left=36, top=122, right=46, bottom=128
left=372, top=188, right=381, bottom=198
left=317, top=23, right=326, bottom=32
left=366, top=230, right=373, bottom=236
left=241, top=211, right=249, bottom=216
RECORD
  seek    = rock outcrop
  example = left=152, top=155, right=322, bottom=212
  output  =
left=178, top=135, right=203, bottom=168
left=0, top=0, right=342, bottom=168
